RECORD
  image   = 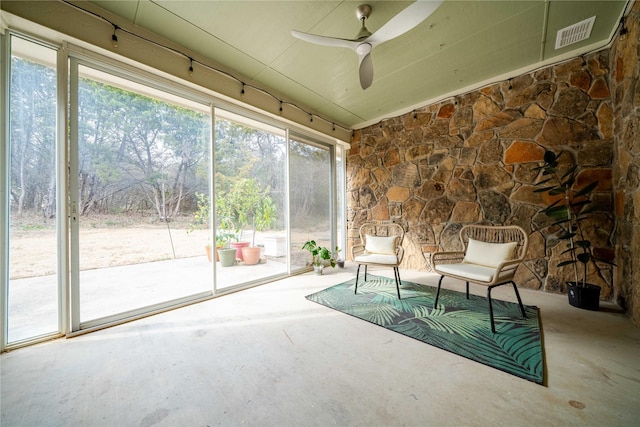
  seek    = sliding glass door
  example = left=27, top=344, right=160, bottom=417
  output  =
left=213, top=110, right=287, bottom=290
left=289, top=134, right=334, bottom=272
left=70, top=59, right=213, bottom=328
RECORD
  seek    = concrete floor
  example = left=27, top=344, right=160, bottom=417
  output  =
left=2, top=265, right=639, bottom=426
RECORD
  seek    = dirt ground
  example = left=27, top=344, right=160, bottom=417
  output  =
left=10, top=222, right=208, bottom=279
left=9, top=214, right=317, bottom=279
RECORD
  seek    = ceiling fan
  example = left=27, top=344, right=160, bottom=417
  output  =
left=291, top=1, right=444, bottom=90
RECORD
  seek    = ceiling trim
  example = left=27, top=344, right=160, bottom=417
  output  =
left=355, top=37, right=616, bottom=130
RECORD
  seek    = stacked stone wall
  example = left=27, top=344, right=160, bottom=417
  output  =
left=348, top=50, right=617, bottom=299
left=611, top=1, right=640, bottom=325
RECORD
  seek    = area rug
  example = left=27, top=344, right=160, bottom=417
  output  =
left=306, top=275, right=544, bottom=385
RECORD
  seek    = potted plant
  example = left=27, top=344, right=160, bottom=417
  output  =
left=534, top=149, right=614, bottom=310
left=215, top=231, right=236, bottom=266
left=214, top=215, right=237, bottom=267
left=217, top=245, right=237, bottom=267
left=302, top=240, right=339, bottom=275
left=242, top=191, right=276, bottom=265
left=217, top=178, right=276, bottom=264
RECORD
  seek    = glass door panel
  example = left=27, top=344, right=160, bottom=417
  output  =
left=289, top=136, right=333, bottom=271
left=213, top=111, right=287, bottom=290
left=73, top=63, right=212, bottom=325
left=6, top=36, right=59, bottom=342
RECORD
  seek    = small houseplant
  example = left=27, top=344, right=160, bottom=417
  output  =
left=534, top=149, right=614, bottom=310
left=302, top=240, right=339, bottom=275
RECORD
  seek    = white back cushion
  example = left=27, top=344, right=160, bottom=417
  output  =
left=463, top=239, right=517, bottom=268
left=365, top=235, right=397, bottom=255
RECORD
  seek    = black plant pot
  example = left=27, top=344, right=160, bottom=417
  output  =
left=567, top=282, right=601, bottom=311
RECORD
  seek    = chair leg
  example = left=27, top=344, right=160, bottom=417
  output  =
left=354, top=264, right=361, bottom=295
left=466, top=281, right=469, bottom=299
left=364, top=265, right=368, bottom=281
left=434, top=275, right=444, bottom=308
left=487, top=286, right=496, bottom=333
left=510, top=281, right=527, bottom=318
left=487, top=281, right=527, bottom=333
left=393, top=267, right=401, bottom=299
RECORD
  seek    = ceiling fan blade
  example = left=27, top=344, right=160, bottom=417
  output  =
left=291, top=30, right=359, bottom=50
left=358, top=53, right=374, bottom=90
left=367, top=0, right=444, bottom=46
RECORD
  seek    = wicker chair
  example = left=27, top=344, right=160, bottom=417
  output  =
left=431, top=225, right=529, bottom=333
left=351, top=222, right=405, bottom=299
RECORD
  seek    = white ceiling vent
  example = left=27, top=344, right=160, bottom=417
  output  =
left=555, top=16, right=596, bottom=49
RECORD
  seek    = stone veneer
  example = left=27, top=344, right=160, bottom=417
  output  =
left=347, top=40, right=630, bottom=305
left=611, top=1, right=640, bottom=326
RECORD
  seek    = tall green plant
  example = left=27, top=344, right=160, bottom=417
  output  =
left=534, top=150, right=613, bottom=287
left=216, top=178, right=276, bottom=246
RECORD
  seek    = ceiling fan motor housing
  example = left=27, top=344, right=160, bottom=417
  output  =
left=356, top=4, right=372, bottom=21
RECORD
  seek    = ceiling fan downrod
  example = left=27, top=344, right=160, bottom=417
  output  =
left=356, top=4, right=372, bottom=40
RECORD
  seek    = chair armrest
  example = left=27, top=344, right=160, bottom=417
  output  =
left=432, top=251, right=465, bottom=266
left=494, top=258, right=523, bottom=274
left=396, top=246, right=404, bottom=263
left=351, top=244, right=365, bottom=260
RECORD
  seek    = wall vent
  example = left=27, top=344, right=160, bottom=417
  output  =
left=555, top=16, right=596, bottom=49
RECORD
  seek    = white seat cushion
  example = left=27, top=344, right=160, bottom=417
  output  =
left=463, top=239, right=517, bottom=268
left=435, top=263, right=513, bottom=283
left=355, top=253, right=398, bottom=265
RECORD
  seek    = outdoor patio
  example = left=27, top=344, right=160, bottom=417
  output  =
left=7, top=254, right=293, bottom=342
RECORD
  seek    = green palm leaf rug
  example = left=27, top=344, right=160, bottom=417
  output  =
left=306, top=275, right=544, bottom=385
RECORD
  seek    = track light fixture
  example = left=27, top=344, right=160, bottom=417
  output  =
left=64, top=1, right=352, bottom=135
left=241, top=83, right=245, bottom=94
left=111, top=25, right=119, bottom=48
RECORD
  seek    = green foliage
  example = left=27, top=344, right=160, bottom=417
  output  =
left=74, top=74, right=210, bottom=218
left=289, top=140, right=332, bottom=228
left=534, top=150, right=614, bottom=287
left=302, top=239, right=339, bottom=268
left=188, top=192, right=210, bottom=232
left=216, top=178, right=276, bottom=246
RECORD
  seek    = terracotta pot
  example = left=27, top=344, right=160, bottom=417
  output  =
left=230, top=241, right=250, bottom=260
left=205, top=245, right=213, bottom=262
left=242, top=246, right=261, bottom=265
